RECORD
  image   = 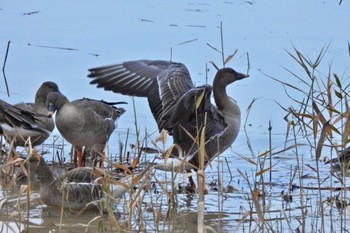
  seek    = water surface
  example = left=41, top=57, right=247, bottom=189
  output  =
left=0, top=1, right=350, bottom=232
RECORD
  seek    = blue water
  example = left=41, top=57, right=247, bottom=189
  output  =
left=0, top=1, right=350, bottom=232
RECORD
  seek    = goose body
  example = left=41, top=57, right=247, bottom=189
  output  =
left=71, top=97, right=126, bottom=125
left=0, top=82, right=60, bottom=148
left=46, top=92, right=124, bottom=167
left=88, top=60, right=248, bottom=171
left=27, top=156, right=129, bottom=210
left=326, top=147, right=350, bottom=176
left=71, top=97, right=126, bottom=166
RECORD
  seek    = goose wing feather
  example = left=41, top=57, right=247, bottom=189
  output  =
left=88, top=60, right=195, bottom=131
left=71, top=98, right=126, bottom=120
left=0, top=99, right=45, bottom=131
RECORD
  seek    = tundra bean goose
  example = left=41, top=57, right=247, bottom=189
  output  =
left=71, top=97, right=126, bottom=167
left=0, top=81, right=60, bottom=148
left=46, top=92, right=117, bottom=168
left=27, top=156, right=131, bottom=210
left=88, top=60, right=248, bottom=190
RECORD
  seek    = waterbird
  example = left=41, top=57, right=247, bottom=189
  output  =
left=87, top=60, right=248, bottom=191
left=0, top=81, right=60, bottom=149
left=46, top=92, right=125, bottom=168
left=71, top=97, right=126, bottom=167
left=325, top=147, right=350, bottom=177
left=25, top=155, right=131, bottom=210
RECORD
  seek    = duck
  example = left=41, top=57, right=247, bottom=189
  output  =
left=87, top=60, right=248, bottom=190
left=0, top=81, right=60, bottom=149
left=25, top=155, right=131, bottom=210
left=46, top=92, right=124, bottom=168
left=71, top=97, right=126, bottom=167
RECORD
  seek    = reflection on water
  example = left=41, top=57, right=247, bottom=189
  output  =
left=0, top=177, right=118, bottom=232
left=0, top=199, right=103, bottom=232
left=0, top=136, right=349, bottom=232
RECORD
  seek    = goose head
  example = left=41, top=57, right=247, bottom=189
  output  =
left=212, top=68, right=249, bottom=111
left=35, top=82, right=60, bottom=101
left=26, top=156, right=55, bottom=184
left=214, top=68, right=249, bottom=86
left=46, top=92, right=69, bottom=117
left=33, top=82, right=60, bottom=111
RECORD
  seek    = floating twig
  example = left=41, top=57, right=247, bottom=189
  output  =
left=140, top=18, right=154, bottom=23
left=28, top=43, right=78, bottom=51
left=177, top=39, right=198, bottom=45
left=209, top=61, right=219, bottom=71
left=246, top=52, right=250, bottom=75
left=206, top=43, right=221, bottom=54
left=185, top=24, right=206, bottom=28
left=2, top=41, right=11, bottom=97
left=23, top=11, right=40, bottom=16
left=224, top=157, right=233, bottom=182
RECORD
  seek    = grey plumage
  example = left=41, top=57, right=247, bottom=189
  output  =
left=88, top=60, right=248, bottom=170
left=46, top=92, right=125, bottom=167
left=0, top=82, right=60, bottom=147
left=28, top=156, right=103, bottom=210
left=27, top=156, right=134, bottom=210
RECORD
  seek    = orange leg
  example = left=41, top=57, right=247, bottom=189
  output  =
left=76, top=147, right=83, bottom=168
left=188, top=175, right=208, bottom=194
left=188, top=175, right=197, bottom=191
left=187, top=175, right=197, bottom=194
left=99, top=152, right=105, bottom=168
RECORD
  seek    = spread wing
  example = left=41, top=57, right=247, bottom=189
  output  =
left=88, top=60, right=194, bottom=131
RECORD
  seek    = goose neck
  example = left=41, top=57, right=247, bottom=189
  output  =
left=213, top=78, right=229, bottom=111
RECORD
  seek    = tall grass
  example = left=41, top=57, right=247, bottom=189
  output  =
left=1, top=43, right=350, bottom=232
left=251, top=44, right=350, bottom=233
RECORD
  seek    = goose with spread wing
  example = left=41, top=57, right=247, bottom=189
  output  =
left=87, top=60, right=248, bottom=189
left=0, top=81, right=60, bottom=149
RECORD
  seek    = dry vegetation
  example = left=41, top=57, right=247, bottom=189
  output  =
left=1, top=40, right=350, bottom=232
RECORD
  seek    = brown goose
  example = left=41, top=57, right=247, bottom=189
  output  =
left=87, top=60, right=248, bottom=188
left=0, top=82, right=60, bottom=148
left=46, top=92, right=123, bottom=168
left=26, top=155, right=131, bottom=210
